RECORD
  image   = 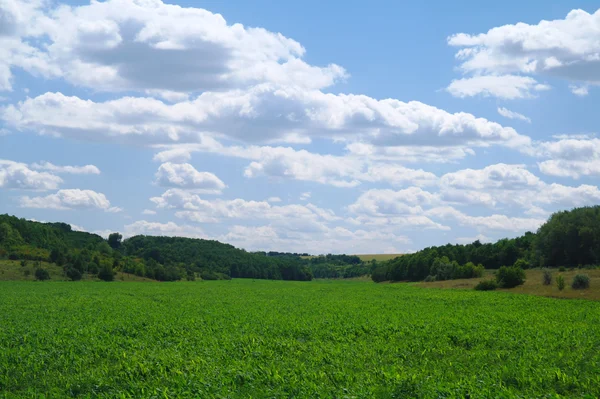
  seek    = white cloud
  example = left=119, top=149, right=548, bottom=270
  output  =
left=267, top=196, right=282, bottom=203
left=497, top=107, right=531, bottom=123
left=0, top=0, right=346, bottom=94
left=2, top=87, right=531, bottom=151
left=570, top=85, right=589, bottom=96
left=537, top=138, right=600, bottom=178
left=448, top=8, right=600, bottom=97
left=455, top=234, right=491, bottom=245
left=0, top=159, right=62, bottom=190
left=447, top=75, right=550, bottom=99
left=155, top=162, right=226, bottom=193
left=425, top=206, right=544, bottom=232
left=300, top=192, right=311, bottom=201
left=142, top=209, right=157, bottom=215
left=20, top=189, right=121, bottom=212
left=30, top=161, right=101, bottom=175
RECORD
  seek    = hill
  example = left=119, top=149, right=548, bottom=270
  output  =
left=372, top=206, right=600, bottom=283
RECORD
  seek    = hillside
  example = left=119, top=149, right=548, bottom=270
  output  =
left=0, top=215, right=313, bottom=282
left=372, top=206, right=600, bottom=283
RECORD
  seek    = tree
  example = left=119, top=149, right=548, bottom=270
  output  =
left=107, top=233, right=123, bottom=250
left=98, top=264, right=114, bottom=281
left=35, top=268, right=50, bottom=281
left=66, top=267, right=82, bottom=281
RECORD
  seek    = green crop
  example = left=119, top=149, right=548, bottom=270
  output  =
left=1, top=280, right=599, bottom=398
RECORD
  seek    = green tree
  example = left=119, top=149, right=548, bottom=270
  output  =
left=107, top=233, right=123, bottom=250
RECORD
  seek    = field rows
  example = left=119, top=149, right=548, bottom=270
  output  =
left=1, top=280, right=600, bottom=398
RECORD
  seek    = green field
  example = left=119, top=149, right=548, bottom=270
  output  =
left=1, top=280, right=600, bottom=398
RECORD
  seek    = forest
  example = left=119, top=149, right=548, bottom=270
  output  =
left=1, top=205, right=599, bottom=283
left=0, top=214, right=374, bottom=282
left=372, top=206, right=600, bottom=282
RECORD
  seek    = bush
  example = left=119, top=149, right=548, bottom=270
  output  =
left=542, top=269, right=552, bottom=285
left=35, top=268, right=50, bottom=281
left=20, top=260, right=27, bottom=267
left=98, top=265, right=114, bottom=282
left=496, top=266, right=526, bottom=288
left=66, top=267, right=82, bottom=281
left=513, top=258, right=530, bottom=269
left=475, top=280, right=498, bottom=291
left=424, top=275, right=436, bottom=282
left=572, top=274, right=590, bottom=290
left=23, top=269, right=31, bottom=277
left=557, top=275, right=565, bottom=291
left=559, top=266, right=566, bottom=272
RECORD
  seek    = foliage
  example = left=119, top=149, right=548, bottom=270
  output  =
left=108, top=232, right=123, bottom=250
left=559, top=266, right=566, bottom=272
left=496, top=266, right=526, bottom=288
left=535, top=206, right=600, bottom=267
left=66, top=267, right=82, bottom=281
left=98, top=265, right=114, bottom=282
left=557, top=275, right=566, bottom=291
left=542, top=269, right=552, bottom=285
left=474, top=280, right=498, bottom=291
left=572, top=274, right=590, bottom=290
left=424, top=275, right=436, bottom=282
left=34, top=268, right=50, bottom=281
left=1, top=280, right=600, bottom=397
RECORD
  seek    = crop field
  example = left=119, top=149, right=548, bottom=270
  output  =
left=1, top=280, right=600, bottom=398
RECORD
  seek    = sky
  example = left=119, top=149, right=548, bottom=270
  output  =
left=1, top=0, right=600, bottom=254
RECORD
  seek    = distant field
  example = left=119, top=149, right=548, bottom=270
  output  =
left=419, top=268, right=600, bottom=300
left=355, top=253, right=402, bottom=262
left=1, top=279, right=600, bottom=398
left=300, top=254, right=402, bottom=261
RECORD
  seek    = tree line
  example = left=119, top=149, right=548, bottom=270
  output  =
left=372, top=206, right=600, bottom=283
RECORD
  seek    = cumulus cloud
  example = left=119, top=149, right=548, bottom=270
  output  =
left=447, top=75, right=550, bottom=99
left=439, top=163, right=600, bottom=210
left=20, top=189, right=122, bottom=212
left=142, top=209, right=157, bottom=215
left=30, top=161, right=101, bottom=174
left=2, top=88, right=532, bottom=151
left=155, top=162, right=226, bottom=193
left=0, top=0, right=346, bottom=94
left=267, top=197, right=282, bottom=203
left=497, top=107, right=531, bottom=123
left=448, top=8, right=600, bottom=97
left=537, top=138, right=600, bottom=178
left=0, top=159, right=62, bottom=190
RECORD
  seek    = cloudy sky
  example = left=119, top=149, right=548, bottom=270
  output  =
left=1, top=0, right=600, bottom=254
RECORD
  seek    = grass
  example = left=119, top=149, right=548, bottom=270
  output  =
left=1, top=279, right=600, bottom=398
left=0, top=260, right=153, bottom=282
left=418, top=268, right=600, bottom=300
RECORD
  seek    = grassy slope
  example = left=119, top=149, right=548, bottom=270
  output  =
left=355, top=254, right=403, bottom=262
left=418, top=268, right=600, bottom=300
left=0, top=260, right=153, bottom=282
left=1, top=280, right=599, bottom=398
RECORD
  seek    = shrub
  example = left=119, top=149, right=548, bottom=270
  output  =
left=23, top=269, right=31, bottom=277
left=35, top=268, right=50, bottom=281
left=475, top=280, right=498, bottom=291
left=98, top=265, right=114, bottom=282
left=513, top=258, right=530, bottom=269
left=20, top=260, right=28, bottom=267
left=66, top=267, right=82, bottom=281
left=557, top=275, right=565, bottom=291
left=542, top=269, right=552, bottom=285
left=496, top=266, right=526, bottom=288
left=424, top=275, right=436, bottom=282
left=572, top=274, right=590, bottom=290
left=559, top=266, right=566, bottom=272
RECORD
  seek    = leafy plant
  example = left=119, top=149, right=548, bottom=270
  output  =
left=496, top=266, right=526, bottom=288
left=572, top=274, right=590, bottom=290
left=474, top=280, right=498, bottom=291
left=542, top=269, right=552, bottom=285
left=557, top=275, right=565, bottom=291
left=34, top=268, right=50, bottom=281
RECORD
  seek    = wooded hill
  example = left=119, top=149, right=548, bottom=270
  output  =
left=372, top=206, right=600, bottom=282
left=0, top=214, right=374, bottom=281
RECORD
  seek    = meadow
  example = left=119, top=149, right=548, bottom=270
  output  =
left=1, top=280, right=600, bottom=398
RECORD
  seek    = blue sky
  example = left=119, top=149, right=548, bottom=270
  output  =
left=1, top=0, right=599, bottom=254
